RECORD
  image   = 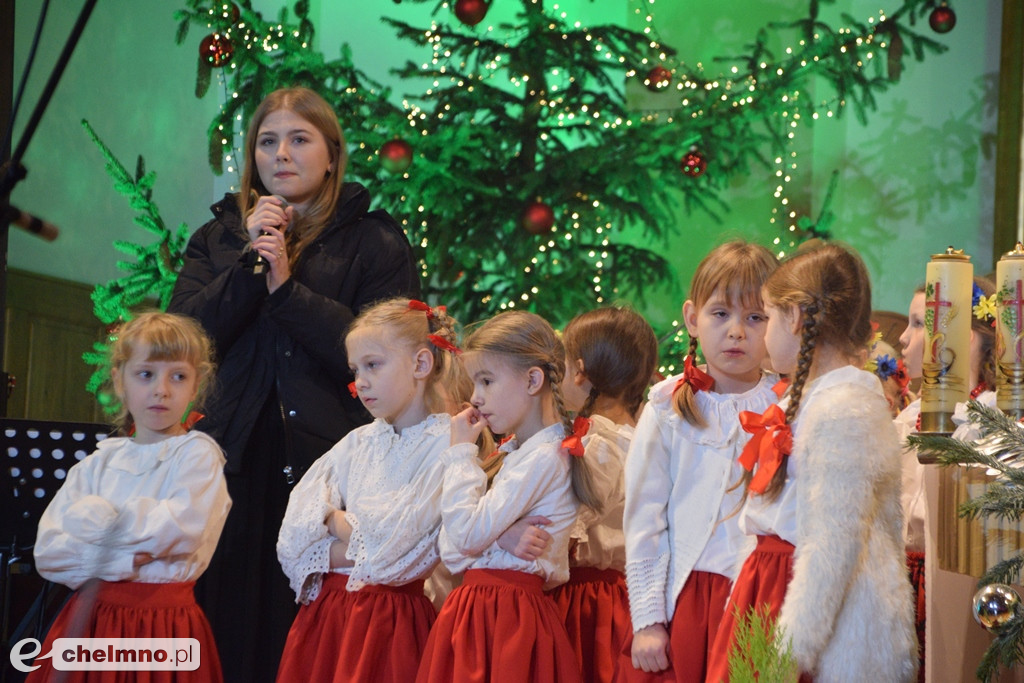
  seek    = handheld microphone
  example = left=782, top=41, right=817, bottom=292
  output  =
left=251, top=195, right=289, bottom=274
left=3, top=204, right=59, bottom=241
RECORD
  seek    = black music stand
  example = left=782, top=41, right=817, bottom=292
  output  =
left=1, top=418, right=109, bottom=682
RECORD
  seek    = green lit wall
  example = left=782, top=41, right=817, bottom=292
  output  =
left=9, top=1, right=1002, bottom=328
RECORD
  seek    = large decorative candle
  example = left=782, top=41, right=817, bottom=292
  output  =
left=920, top=247, right=972, bottom=434
left=996, top=243, right=1024, bottom=418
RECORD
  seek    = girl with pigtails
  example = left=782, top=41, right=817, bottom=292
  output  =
left=621, top=240, right=780, bottom=682
left=416, top=310, right=601, bottom=683
left=705, top=243, right=917, bottom=683
left=275, top=298, right=465, bottom=683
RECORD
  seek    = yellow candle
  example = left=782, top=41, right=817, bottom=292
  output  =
left=920, top=247, right=973, bottom=433
left=996, top=243, right=1024, bottom=416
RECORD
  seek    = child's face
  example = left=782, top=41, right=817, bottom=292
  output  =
left=899, top=292, right=926, bottom=380
left=763, top=297, right=802, bottom=376
left=683, top=289, right=768, bottom=393
left=463, top=351, right=536, bottom=437
left=346, top=328, right=427, bottom=432
left=116, top=344, right=197, bottom=444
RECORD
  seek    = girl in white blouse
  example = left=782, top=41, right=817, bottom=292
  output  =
left=275, top=298, right=464, bottom=683
left=30, top=311, right=230, bottom=683
left=415, top=311, right=602, bottom=683
left=542, top=307, right=658, bottom=683
left=623, top=241, right=779, bottom=682
left=706, top=244, right=917, bottom=682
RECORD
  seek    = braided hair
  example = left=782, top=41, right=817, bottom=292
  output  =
left=758, top=242, right=873, bottom=501
left=674, top=240, right=778, bottom=426
left=463, top=311, right=603, bottom=510
left=347, top=297, right=468, bottom=415
left=562, top=307, right=658, bottom=421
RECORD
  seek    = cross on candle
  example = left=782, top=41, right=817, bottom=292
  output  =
left=925, top=281, right=953, bottom=357
left=1004, top=280, right=1024, bottom=357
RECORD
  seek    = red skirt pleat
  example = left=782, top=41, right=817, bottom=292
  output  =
left=26, top=580, right=222, bottom=683
left=275, top=573, right=435, bottom=683
left=415, top=568, right=583, bottom=683
left=615, top=570, right=732, bottom=683
left=548, top=567, right=631, bottom=683
left=906, top=550, right=926, bottom=683
left=704, top=535, right=795, bottom=683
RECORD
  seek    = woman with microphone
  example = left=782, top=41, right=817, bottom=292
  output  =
left=169, top=86, right=420, bottom=683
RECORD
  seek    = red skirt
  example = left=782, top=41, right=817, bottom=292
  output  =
left=26, top=580, right=222, bottom=683
left=906, top=551, right=926, bottom=683
left=275, top=573, right=435, bottom=683
left=548, top=567, right=631, bottom=683
left=416, top=568, right=583, bottom=683
left=616, top=570, right=732, bottom=683
left=704, top=535, right=795, bottom=683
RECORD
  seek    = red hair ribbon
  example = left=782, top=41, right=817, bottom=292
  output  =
left=348, top=381, right=358, bottom=398
left=485, top=434, right=516, bottom=461
left=428, top=334, right=462, bottom=355
left=738, top=404, right=793, bottom=495
left=771, top=377, right=790, bottom=398
left=561, top=416, right=592, bottom=457
left=673, top=355, right=714, bottom=395
left=182, top=411, right=205, bottom=430
left=408, top=300, right=436, bottom=319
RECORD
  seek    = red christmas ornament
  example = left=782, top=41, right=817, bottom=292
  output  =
left=928, top=4, right=957, bottom=33
left=379, top=139, right=413, bottom=174
left=199, top=33, right=234, bottom=68
left=680, top=147, right=708, bottom=178
left=643, top=65, right=673, bottom=92
left=454, top=0, right=489, bottom=27
left=521, top=201, right=555, bottom=235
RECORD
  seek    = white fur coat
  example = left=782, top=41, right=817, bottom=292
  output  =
left=776, top=368, right=918, bottom=682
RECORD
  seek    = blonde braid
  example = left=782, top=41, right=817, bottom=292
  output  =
left=672, top=335, right=707, bottom=428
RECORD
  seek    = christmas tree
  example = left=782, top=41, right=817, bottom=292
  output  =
left=85, top=0, right=950, bottom=394
left=909, top=401, right=1024, bottom=683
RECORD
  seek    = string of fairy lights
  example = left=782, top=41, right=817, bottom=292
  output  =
left=194, top=0, right=931, bottom=372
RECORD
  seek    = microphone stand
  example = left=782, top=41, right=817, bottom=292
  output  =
left=0, top=0, right=98, bottom=418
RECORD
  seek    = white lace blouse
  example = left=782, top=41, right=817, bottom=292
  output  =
left=276, top=413, right=451, bottom=604
left=624, top=372, right=779, bottom=631
left=33, top=431, right=231, bottom=590
left=569, top=415, right=632, bottom=572
left=437, top=422, right=578, bottom=590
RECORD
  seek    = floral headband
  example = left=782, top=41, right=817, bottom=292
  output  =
left=866, top=354, right=911, bottom=397
left=973, top=283, right=996, bottom=326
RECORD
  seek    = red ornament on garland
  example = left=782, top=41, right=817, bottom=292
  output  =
left=928, top=3, right=956, bottom=33
left=199, top=33, right=234, bottom=68
left=643, top=66, right=673, bottom=92
left=521, top=201, right=555, bottom=235
left=379, top=139, right=413, bottom=174
left=454, top=0, right=489, bottom=27
left=680, top=147, right=708, bottom=178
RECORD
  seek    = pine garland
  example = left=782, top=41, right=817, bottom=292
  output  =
left=80, top=119, right=190, bottom=412
left=907, top=400, right=1024, bottom=682
left=727, top=603, right=798, bottom=683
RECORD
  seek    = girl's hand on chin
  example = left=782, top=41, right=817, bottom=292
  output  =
left=451, top=406, right=485, bottom=446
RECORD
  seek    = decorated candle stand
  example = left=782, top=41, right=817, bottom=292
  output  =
left=918, top=247, right=973, bottom=439
left=996, top=243, right=1024, bottom=420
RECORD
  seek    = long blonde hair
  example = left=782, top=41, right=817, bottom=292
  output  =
left=108, top=311, right=216, bottom=435
left=674, top=240, right=777, bottom=427
left=239, top=87, right=346, bottom=268
left=463, top=311, right=602, bottom=510
left=346, top=298, right=466, bottom=416
left=563, top=306, right=658, bottom=420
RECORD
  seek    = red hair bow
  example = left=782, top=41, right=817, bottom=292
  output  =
left=485, top=434, right=516, bottom=461
left=428, top=333, right=462, bottom=355
left=738, top=404, right=793, bottom=495
left=673, top=355, right=714, bottom=395
left=408, top=300, right=436, bottom=318
left=348, top=381, right=358, bottom=398
left=561, top=416, right=592, bottom=457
